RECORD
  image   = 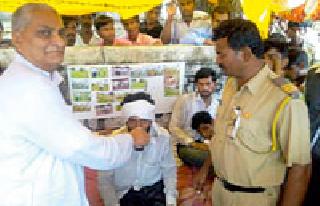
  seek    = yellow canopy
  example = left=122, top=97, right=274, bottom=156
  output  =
left=241, top=0, right=307, bottom=39
left=0, top=0, right=163, bottom=19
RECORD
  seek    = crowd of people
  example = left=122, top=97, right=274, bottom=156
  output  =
left=0, top=1, right=319, bottom=206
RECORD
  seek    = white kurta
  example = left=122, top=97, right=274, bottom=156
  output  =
left=0, top=53, right=133, bottom=206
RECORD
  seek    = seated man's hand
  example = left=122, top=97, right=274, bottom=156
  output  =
left=130, top=127, right=150, bottom=147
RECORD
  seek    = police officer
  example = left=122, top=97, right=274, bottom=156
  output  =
left=201, top=19, right=311, bottom=206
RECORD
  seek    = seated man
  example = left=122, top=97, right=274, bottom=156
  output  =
left=161, top=0, right=212, bottom=45
left=169, top=67, right=218, bottom=146
left=177, top=111, right=213, bottom=167
left=117, top=15, right=162, bottom=45
left=98, top=92, right=177, bottom=206
left=92, top=15, right=116, bottom=46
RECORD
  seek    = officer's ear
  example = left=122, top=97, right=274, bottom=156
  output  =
left=241, top=46, right=253, bottom=62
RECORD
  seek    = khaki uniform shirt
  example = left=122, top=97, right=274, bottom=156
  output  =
left=211, top=65, right=311, bottom=187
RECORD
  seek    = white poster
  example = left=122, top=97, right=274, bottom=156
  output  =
left=67, top=62, right=185, bottom=119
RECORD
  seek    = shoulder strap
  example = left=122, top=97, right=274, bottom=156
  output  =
left=271, top=77, right=301, bottom=99
left=271, top=96, right=292, bottom=151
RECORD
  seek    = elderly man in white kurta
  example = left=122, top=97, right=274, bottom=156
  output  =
left=0, top=3, right=149, bottom=206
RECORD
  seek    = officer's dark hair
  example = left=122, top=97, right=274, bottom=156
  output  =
left=0, top=21, right=3, bottom=31
left=94, top=15, right=114, bottom=31
left=191, top=111, right=212, bottom=130
left=213, top=19, right=264, bottom=58
left=264, top=34, right=289, bottom=58
left=121, top=92, right=155, bottom=106
left=194, top=67, right=217, bottom=83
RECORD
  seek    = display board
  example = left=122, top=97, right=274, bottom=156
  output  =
left=67, top=62, right=185, bottom=119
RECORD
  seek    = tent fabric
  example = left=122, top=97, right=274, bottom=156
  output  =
left=240, top=0, right=311, bottom=38
left=277, top=0, right=319, bottom=22
left=0, top=0, right=163, bottom=19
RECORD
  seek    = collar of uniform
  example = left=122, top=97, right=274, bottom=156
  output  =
left=14, top=51, right=63, bottom=85
left=242, top=64, right=270, bottom=95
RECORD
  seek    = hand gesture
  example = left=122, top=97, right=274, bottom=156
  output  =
left=167, top=2, right=177, bottom=19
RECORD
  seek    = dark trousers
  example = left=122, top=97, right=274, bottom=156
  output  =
left=304, top=157, right=320, bottom=206
left=120, top=180, right=166, bottom=206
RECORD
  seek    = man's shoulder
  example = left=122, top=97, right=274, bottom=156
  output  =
left=268, top=74, right=301, bottom=99
left=2, top=61, right=49, bottom=90
left=176, top=93, right=195, bottom=106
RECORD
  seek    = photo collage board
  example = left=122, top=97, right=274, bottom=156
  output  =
left=67, top=62, right=185, bottom=119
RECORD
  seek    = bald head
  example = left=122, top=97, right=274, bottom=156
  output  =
left=12, top=3, right=59, bottom=33
left=11, top=3, right=65, bottom=71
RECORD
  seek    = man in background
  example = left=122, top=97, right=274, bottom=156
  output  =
left=263, top=34, right=289, bottom=76
left=118, top=15, right=162, bottom=46
left=62, top=15, right=78, bottom=46
left=78, top=14, right=93, bottom=45
left=161, top=0, right=212, bottom=45
left=140, top=6, right=163, bottom=38
left=177, top=111, right=213, bottom=167
left=92, top=15, right=116, bottom=46
left=211, top=6, right=229, bottom=31
left=304, top=64, right=320, bottom=206
left=169, top=67, right=218, bottom=168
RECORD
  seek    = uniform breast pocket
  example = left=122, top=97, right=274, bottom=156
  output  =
left=236, top=119, right=272, bottom=153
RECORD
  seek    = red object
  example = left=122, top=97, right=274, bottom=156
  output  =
left=177, top=166, right=213, bottom=206
left=84, top=167, right=104, bottom=206
left=278, top=4, right=305, bottom=22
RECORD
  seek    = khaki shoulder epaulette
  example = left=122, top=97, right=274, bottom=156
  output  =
left=271, top=76, right=301, bottom=99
